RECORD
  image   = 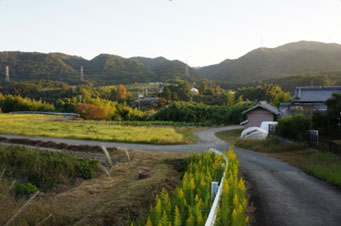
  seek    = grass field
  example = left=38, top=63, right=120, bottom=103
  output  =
left=216, top=129, right=341, bottom=188
left=0, top=145, right=188, bottom=226
left=0, top=114, right=197, bottom=144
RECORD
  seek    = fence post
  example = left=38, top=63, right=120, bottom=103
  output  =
left=268, top=124, right=276, bottom=137
left=211, top=181, right=219, bottom=198
left=308, top=130, right=319, bottom=149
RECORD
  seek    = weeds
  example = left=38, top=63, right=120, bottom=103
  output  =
left=0, top=145, right=99, bottom=187
left=217, top=129, right=341, bottom=188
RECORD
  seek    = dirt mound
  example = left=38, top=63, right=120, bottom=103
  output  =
left=0, top=136, right=118, bottom=153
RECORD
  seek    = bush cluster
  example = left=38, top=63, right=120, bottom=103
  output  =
left=153, top=102, right=254, bottom=125
left=140, top=151, right=224, bottom=226
left=312, top=93, right=341, bottom=138
left=138, top=148, right=247, bottom=226
left=0, top=146, right=99, bottom=187
left=277, top=114, right=311, bottom=140
left=0, top=93, right=55, bottom=112
left=14, top=183, right=39, bottom=197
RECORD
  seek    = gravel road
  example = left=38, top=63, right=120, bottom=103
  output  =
left=1, top=126, right=341, bottom=226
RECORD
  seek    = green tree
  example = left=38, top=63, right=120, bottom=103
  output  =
left=226, top=90, right=235, bottom=105
left=199, top=80, right=209, bottom=94
left=326, top=93, right=341, bottom=120
left=172, top=92, right=179, bottom=101
left=178, top=82, right=191, bottom=101
left=163, top=87, right=171, bottom=100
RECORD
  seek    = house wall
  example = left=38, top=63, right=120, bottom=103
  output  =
left=244, top=109, right=275, bottom=129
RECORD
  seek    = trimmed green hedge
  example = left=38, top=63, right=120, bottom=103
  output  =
left=153, top=102, right=254, bottom=125
left=277, top=114, right=311, bottom=140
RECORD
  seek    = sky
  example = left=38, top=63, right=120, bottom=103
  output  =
left=0, top=0, right=341, bottom=67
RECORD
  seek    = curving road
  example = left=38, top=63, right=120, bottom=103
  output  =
left=1, top=126, right=341, bottom=226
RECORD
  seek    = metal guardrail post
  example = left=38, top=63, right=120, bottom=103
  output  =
left=211, top=181, right=219, bottom=198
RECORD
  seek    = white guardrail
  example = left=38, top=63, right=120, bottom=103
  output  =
left=205, top=148, right=228, bottom=226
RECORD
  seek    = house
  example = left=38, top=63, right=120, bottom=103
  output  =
left=280, top=86, right=341, bottom=116
left=291, top=86, right=341, bottom=111
left=131, top=97, right=160, bottom=108
left=241, top=101, right=280, bottom=129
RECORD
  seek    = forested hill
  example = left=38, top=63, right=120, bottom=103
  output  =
left=197, top=41, right=341, bottom=82
left=0, top=52, right=198, bottom=84
left=130, top=56, right=203, bottom=82
left=0, top=52, right=82, bottom=83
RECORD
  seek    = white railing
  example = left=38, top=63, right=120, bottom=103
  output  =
left=205, top=148, right=228, bottom=226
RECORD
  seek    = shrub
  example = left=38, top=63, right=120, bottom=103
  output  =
left=76, top=103, right=108, bottom=120
left=14, top=183, right=39, bottom=197
left=153, top=102, right=254, bottom=125
left=75, top=160, right=99, bottom=180
left=312, top=93, right=341, bottom=138
left=0, top=146, right=99, bottom=187
left=277, top=114, right=311, bottom=140
left=138, top=151, right=225, bottom=226
left=138, top=148, right=248, bottom=226
left=0, top=94, right=55, bottom=112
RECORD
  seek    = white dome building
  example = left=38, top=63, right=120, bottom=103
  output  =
left=190, top=88, right=199, bottom=95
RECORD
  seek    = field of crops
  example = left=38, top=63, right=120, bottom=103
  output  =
left=0, top=114, right=195, bottom=144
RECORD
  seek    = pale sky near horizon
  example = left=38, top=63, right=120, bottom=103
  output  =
left=0, top=0, right=341, bottom=67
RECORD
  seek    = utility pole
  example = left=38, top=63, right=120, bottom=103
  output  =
left=80, top=66, right=84, bottom=81
left=5, top=66, right=10, bottom=82
left=185, top=59, right=190, bottom=77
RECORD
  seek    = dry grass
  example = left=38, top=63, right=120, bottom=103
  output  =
left=216, top=129, right=341, bottom=188
left=0, top=148, right=188, bottom=226
left=215, top=129, right=243, bottom=145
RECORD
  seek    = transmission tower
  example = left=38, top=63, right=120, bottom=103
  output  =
left=80, top=66, right=84, bottom=81
left=185, top=60, right=190, bottom=77
left=5, top=66, right=10, bottom=82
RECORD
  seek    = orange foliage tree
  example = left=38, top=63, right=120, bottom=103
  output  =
left=76, top=103, right=108, bottom=120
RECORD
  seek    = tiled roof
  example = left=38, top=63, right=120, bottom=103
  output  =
left=242, top=101, right=280, bottom=115
left=292, top=86, right=341, bottom=103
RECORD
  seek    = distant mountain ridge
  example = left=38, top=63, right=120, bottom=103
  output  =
left=130, top=56, right=202, bottom=82
left=0, top=52, right=199, bottom=84
left=1, top=41, right=341, bottom=85
left=197, top=41, right=341, bottom=82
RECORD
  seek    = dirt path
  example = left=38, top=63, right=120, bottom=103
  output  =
left=1, top=126, right=341, bottom=226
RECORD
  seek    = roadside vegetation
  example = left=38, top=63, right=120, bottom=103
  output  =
left=0, top=114, right=196, bottom=144
left=216, top=129, right=341, bottom=188
left=136, top=148, right=248, bottom=226
left=0, top=145, right=99, bottom=187
left=0, top=145, right=188, bottom=226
